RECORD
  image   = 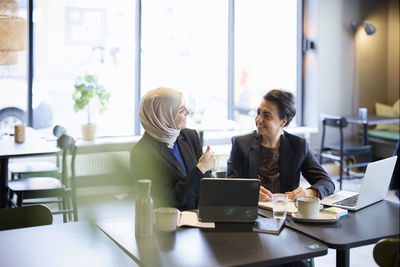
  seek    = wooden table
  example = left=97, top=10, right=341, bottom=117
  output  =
left=281, top=200, right=400, bottom=267
left=97, top=217, right=328, bottom=266
left=346, top=115, right=400, bottom=145
left=0, top=136, right=59, bottom=208
left=0, top=222, right=139, bottom=267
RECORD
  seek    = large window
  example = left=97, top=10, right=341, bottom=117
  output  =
left=234, top=0, right=299, bottom=130
left=0, top=0, right=28, bottom=135
left=141, top=0, right=228, bottom=125
left=33, top=0, right=135, bottom=138
left=0, top=0, right=302, bottom=138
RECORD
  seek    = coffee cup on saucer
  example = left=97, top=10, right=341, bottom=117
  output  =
left=295, top=196, right=320, bottom=219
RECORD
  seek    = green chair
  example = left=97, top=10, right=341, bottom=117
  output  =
left=373, top=238, right=400, bottom=267
left=0, top=205, right=53, bottom=231
left=8, top=134, right=79, bottom=223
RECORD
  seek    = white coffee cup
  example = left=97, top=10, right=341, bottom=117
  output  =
left=153, top=207, right=180, bottom=232
left=295, top=196, right=320, bottom=219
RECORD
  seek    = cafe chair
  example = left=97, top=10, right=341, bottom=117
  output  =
left=8, top=125, right=67, bottom=179
left=373, top=238, right=400, bottom=267
left=319, top=114, right=372, bottom=190
left=0, top=205, right=53, bottom=231
left=8, top=134, right=78, bottom=223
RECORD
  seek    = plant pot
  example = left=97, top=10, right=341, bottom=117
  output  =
left=81, top=123, right=96, bottom=141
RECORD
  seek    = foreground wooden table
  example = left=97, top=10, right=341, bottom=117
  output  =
left=97, top=217, right=328, bottom=266
left=0, top=222, right=139, bottom=267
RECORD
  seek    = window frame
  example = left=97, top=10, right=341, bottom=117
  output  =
left=25, top=0, right=304, bottom=135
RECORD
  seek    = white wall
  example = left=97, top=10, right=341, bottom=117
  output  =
left=304, top=0, right=398, bottom=148
left=387, top=0, right=400, bottom=103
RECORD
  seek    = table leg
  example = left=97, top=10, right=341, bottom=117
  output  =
left=199, top=131, right=204, bottom=149
left=362, top=123, right=368, bottom=145
left=0, top=158, right=9, bottom=208
left=336, top=248, right=350, bottom=267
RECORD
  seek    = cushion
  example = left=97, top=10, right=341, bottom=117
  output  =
left=375, top=99, right=400, bottom=132
left=368, top=129, right=400, bottom=142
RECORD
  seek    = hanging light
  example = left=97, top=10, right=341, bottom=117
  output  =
left=351, top=20, right=377, bottom=36
left=362, top=21, right=376, bottom=35
left=0, top=0, right=26, bottom=65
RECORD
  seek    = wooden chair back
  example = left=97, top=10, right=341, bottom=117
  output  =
left=0, top=205, right=53, bottom=231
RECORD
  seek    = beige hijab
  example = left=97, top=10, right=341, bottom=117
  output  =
left=139, top=87, right=183, bottom=148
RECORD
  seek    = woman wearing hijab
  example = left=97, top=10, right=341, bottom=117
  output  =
left=227, top=89, right=334, bottom=201
left=131, top=87, right=216, bottom=210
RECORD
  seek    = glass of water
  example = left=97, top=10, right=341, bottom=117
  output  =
left=272, top=193, right=288, bottom=219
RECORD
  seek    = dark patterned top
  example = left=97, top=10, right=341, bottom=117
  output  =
left=257, top=146, right=281, bottom=193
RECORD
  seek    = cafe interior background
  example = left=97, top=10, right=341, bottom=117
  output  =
left=0, top=0, right=399, bottom=206
left=0, top=0, right=399, bottom=266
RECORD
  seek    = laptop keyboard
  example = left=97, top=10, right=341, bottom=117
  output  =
left=333, top=194, right=359, bottom=207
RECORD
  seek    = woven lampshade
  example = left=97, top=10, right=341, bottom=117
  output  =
left=0, top=51, right=18, bottom=65
left=0, top=0, right=26, bottom=65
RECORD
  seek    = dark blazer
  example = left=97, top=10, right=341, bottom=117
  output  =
left=131, top=128, right=210, bottom=210
left=227, top=131, right=335, bottom=199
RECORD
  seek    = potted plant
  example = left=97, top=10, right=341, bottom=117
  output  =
left=72, top=74, right=110, bottom=141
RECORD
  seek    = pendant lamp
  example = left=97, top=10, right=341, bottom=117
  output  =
left=0, top=0, right=26, bottom=65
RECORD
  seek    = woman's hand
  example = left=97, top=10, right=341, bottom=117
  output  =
left=197, top=145, right=217, bottom=174
left=285, top=187, right=318, bottom=201
left=259, top=186, right=273, bottom=201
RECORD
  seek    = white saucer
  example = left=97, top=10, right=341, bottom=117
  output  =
left=292, top=211, right=339, bottom=223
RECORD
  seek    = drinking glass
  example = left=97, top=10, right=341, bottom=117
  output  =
left=272, top=193, right=288, bottom=219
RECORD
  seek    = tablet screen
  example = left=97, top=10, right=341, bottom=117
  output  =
left=198, top=178, right=260, bottom=222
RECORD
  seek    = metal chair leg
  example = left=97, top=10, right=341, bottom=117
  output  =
left=62, top=197, right=67, bottom=223
left=16, top=193, right=23, bottom=207
left=339, top=160, right=343, bottom=190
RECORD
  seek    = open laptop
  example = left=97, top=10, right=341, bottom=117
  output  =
left=198, top=178, right=260, bottom=222
left=321, top=156, right=397, bottom=211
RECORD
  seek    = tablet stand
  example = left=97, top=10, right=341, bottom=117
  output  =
left=214, top=222, right=254, bottom=232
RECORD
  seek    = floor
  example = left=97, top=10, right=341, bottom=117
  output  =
left=49, top=165, right=399, bottom=267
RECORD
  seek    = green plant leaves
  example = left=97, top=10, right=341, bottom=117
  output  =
left=72, top=74, right=110, bottom=122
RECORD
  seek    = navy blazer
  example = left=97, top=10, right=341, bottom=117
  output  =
left=131, top=129, right=210, bottom=210
left=227, top=131, right=335, bottom=199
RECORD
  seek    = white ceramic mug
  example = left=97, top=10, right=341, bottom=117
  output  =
left=153, top=207, right=180, bottom=232
left=295, top=196, right=320, bottom=219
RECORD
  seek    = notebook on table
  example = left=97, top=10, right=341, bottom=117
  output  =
left=321, top=156, right=397, bottom=211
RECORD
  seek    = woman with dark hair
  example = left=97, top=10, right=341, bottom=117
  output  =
left=227, top=89, right=334, bottom=201
left=131, top=87, right=216, bottom=210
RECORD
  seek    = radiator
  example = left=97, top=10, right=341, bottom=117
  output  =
left=73, top=151, right=131, bottom=176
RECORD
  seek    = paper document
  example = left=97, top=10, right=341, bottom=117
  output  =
left=178, top=211, right=215, bottom=228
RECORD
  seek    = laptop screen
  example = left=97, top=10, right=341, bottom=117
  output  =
left=198, top=178, right=260, bottom=222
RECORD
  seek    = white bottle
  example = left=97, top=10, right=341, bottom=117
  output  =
left=135, top=179, right=154, bottom=237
